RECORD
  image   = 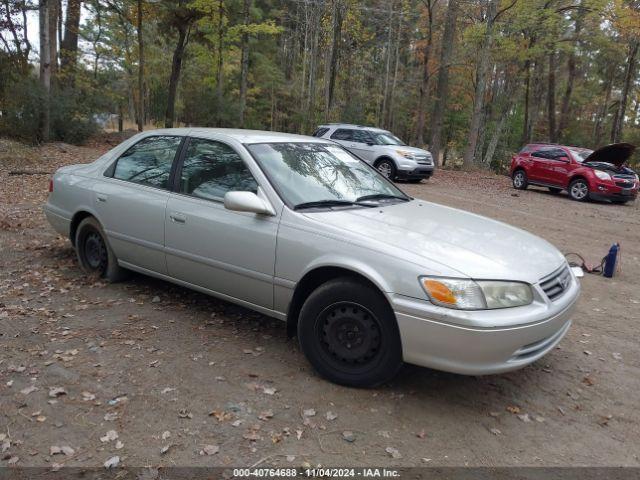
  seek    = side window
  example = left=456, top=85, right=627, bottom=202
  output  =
left=548, top=148, right=569, bottom=160
left=330, top=129, right=353, bottom=141
left=312, top=127, right=329, bottom=137
left=179, top=138, right=258, bottom=201
left=531, top=148, right=552, bottom=159
left=352, top=130, right=373, bottom=144
left=112, top=136, right=182, bottom=189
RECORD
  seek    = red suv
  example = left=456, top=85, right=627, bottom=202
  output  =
left=510, top=143, right=639, bottom=204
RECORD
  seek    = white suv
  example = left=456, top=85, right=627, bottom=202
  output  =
left=313, top=123, right=435, bottom=181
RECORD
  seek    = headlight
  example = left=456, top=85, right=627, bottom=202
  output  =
left=420, top=277, right=533, bottom=310
left=396, top=150, right=415, bottom=160
left=594, top=170, right=611, bottom=181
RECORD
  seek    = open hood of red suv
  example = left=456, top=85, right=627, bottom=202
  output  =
left=584, top=143, right=636, bottom=166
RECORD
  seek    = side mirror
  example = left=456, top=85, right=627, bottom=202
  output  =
left=224, top=191, right=273, bottom=215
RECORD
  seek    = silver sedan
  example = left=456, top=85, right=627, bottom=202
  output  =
left=44, top=128, right=580, bottom=387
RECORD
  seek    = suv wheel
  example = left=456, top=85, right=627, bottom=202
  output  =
left=568, top=178, right=589, bottom=201
left=297, top=278, right=403, bottom=387
left=76, top=217, right=129, bottom=282
left=376, top=159, right=396, bottom=180
left=512, top=170, right=528, bottom=190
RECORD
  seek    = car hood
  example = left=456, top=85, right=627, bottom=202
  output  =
left=303, top=200, right=565, bottom=283
left=583, top=143, right=635, bottom=167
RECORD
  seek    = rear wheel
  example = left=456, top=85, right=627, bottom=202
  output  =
left=512, top=170, right=528, bottom=190
left=75, top=217, right=129, bottom=282
left=568, top=178, right=589, bottom=202
left=376, top=159, right=396, bottom=180
left=297, top=278, right=403, bottom=387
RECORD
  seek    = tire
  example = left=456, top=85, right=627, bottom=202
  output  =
left=512, top=170, right=528, bottom=190
left=548, top=187, right=562, bottom=194
left=75, top=217, right=129, bottom=282
left=297, top=277, right=403, bottom=388
left=375, top=159, right=396, bottom=180
left=568, top=178, right=589, bottom=202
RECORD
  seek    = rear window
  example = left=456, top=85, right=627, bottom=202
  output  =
left=330, top=128, right=354, bottom=141
left=111, top=135, right=183, bottom=189
left=312, top=127, right=330, bottom=137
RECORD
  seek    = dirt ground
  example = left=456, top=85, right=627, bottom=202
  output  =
left=1, top=136, right=639, bottom=470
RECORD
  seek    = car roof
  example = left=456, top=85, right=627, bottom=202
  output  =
left=317, top=123, right=389, bottom=133
left=145, top=127, right=332, bottom=144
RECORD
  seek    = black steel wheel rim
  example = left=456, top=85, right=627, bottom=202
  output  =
left=83, top=230, right=108, bottom=274
left=315, top=302, right=382, bottom=369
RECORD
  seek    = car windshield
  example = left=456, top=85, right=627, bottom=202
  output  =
left=569, top=148, right=593, bottom=162
left=371, top=132, right=406, bottom=146
left=246, top=142, right=409, bottom=208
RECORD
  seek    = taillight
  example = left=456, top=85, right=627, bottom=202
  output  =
left=48, top=179, right=54, bottom=193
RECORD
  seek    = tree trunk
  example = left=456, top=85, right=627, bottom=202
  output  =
left=48, top=0, right=58, bottom=76
left=429, top=0, right=457, bottom=164
left=389, top=9, right=402, bottom=131
left=593, top=64, right=614, bottom=145
left=39, top=0, right=51, bottom=142
left=611, top=40, right=639, bottom=143
left=415, top=0, right=434, bottom=146
left=381, top=4, right=394, bottom=128
left=216, top=0, right=224, bottom=126
left=462, top=0, right=498, bottom=169
left=164, top=26, right=188, bottom=128
left=238, top=0, right=250, bottom=127
left=323, top=0, right=343, bottom=121
left=557, top=11, right=582, bottom=141
left=136, top=0, right=144, bottom=131
left=547, top=50, right=557, bottom=143
left=60, top=0, right=81, bottom=70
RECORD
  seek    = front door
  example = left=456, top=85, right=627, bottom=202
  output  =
left=164, top=137, right=278, bottom=309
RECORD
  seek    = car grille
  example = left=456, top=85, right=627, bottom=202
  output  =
left=613, top=174, right=636, bottom=188
left=615, top=180, right=635, bottom=188
left=415, top=155, right=433, bottom=165
left=539, top=266, right=572, bottom=301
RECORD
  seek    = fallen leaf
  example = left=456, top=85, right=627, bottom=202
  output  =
left=303, top=408, right=316, bottom=417
left=20, top=385, right=38, bottom=395
left=104, top=456, right=120, bottom=469
left=200, top=445, right=219, bottom=456
left=517, top=413, right=531, bottom=423
left=385, top=446, right=402, bottom=459
left=325, top=411, right=337, bottom=421
left=162, top=431, right=171, bottom=440
left=506, top=405, right=521, bottom=414
left=100, top=430, right=118, bottom=443
left=258, top=410, right=274, bottom=421
left=48, top=387, right=67, bottom=398
left=342, top=431, right=355, bottom=443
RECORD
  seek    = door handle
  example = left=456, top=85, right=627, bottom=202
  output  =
left=96, top=194, right=107, bottom=203
left=169, top=213, right=186, bottom=224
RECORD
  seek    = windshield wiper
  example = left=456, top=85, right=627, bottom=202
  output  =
left=293, top=199, right=376, bottom=210
left=355, top=193, right=409, bottom=202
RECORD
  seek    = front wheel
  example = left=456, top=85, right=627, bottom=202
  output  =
left=568, top=178, right=589, bottom=202
left=297, top=278, right=403, bottom=387
left=75, top=217, right=129, bottom=282
left=376, top=159, right=396, bottom=180
left=512, top=170, right=528, bottom=190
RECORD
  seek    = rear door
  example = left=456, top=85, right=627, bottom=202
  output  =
left=97, top=135, right=184, bottom=274
left=529, top=148, right=553, bottom=182
left=540, top=148, right=572, bottom=186
left=164, top=136, right=278, bottom=309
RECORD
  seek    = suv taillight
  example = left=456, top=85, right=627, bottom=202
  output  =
left=48, top=179, right=53, bottom=193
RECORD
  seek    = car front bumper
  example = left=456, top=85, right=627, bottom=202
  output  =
left=588, top=188, right=638, bottom=202
left=396, top=166, right=435, bottom=180
left=391, top=274, right=580, bottom=375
